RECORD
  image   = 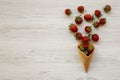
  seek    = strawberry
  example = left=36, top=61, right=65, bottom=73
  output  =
left=85, top=26, right=92, bottom=33
left=77, top=6, right=84, bottom=13
left=94, top=10, right=101, bottom=18
left=84, top=44, right=88, bottom=50
left=93, top=21, right=99, bottom=28
left=69, top=24, right=78, bottom=32
left=84, top=50, right=88, bottom=55
left=82, top=36, right=89, bottom=43
left=99, top=18, right=106, bottom=25
left=87, top=45, right=94, bottom=56
left=84, top=14, right=93, bottom=21
left=92, top=34, right=99, bottom=42
left=65, top=8, right=71, bottom=15
left=104, top=5, right=111, bottom=13
left=75, top=16, right=83, bottom=25
left=75, top=32, right=82, bottom=40
left=79, top=45, right=85, bottom=51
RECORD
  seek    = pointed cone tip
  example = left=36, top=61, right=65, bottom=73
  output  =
left=85, top=69, right=88, bottom=73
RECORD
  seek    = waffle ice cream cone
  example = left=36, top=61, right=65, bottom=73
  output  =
left=78, top=43, right=94, bottom=73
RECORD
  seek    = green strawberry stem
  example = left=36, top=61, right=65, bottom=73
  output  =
left=88, top=34, right=92, bottom=39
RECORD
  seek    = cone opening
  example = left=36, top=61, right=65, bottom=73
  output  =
left=78, top=42, right=94, bottom=56
left=78, top=48, right=93, bottom=57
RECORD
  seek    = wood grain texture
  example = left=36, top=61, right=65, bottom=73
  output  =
left=0, top=0, right=120, bottom=80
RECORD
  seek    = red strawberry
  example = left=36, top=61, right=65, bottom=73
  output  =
left=65, top=8, right=71, bottom=15
left=84, top=14, right=93, bottom=21
left=92, top=34, right=99, bottom=42
left=99, top=18, right=106, bottom=25
left=85, top=26, right=92, bottom=33
left=87, top=45, right=94, bottom=56
left=75, top=32, right=82, bottom=40
left=77, top=6, right=84, bottom=13
left=69, top=24, right=78, bottom=32
left=104, top=5, right=111, bottom=13
left=93, top=21, right=99, bottom=28
left=84, top=44, right=88, bottom=50
left=82, top=36, right=89, bottom=43
left=95, top=10, right=101, bottom=18
left=75, top=16, right=83, bottom=25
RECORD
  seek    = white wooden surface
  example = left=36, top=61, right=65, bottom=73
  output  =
left=0, top=0, right=120, bottom=80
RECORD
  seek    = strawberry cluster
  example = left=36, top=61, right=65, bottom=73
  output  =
left=65, top=5, right=111, bottom=56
